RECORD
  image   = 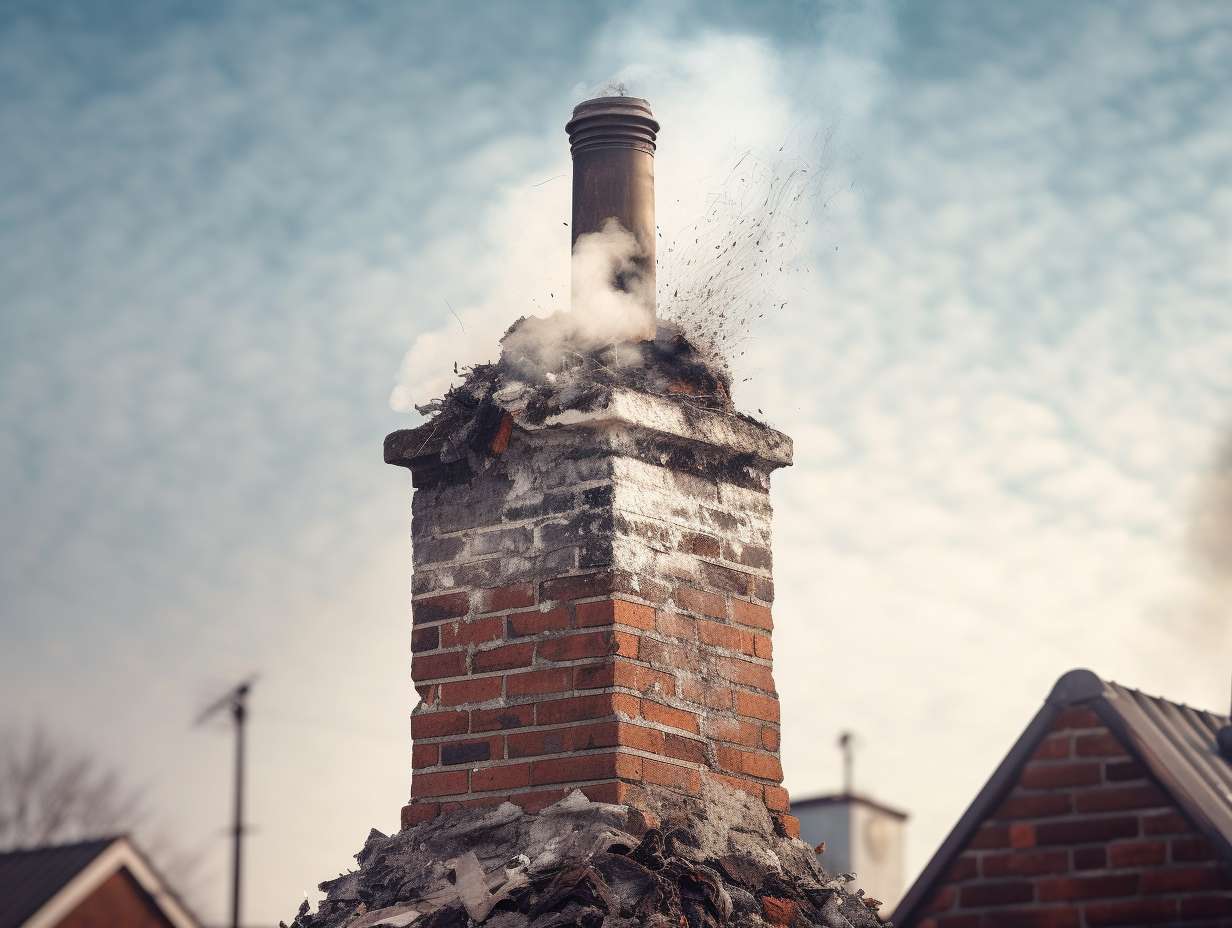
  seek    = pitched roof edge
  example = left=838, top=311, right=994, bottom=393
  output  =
left=892, top=667, right=1105, bottom=926
left=23, top=835, right=201, bottom=928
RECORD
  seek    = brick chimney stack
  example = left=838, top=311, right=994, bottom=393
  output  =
left=385, top=97, right=797, bottom=836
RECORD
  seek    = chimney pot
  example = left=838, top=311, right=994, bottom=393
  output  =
left=566, top=96, right=659, bottom=337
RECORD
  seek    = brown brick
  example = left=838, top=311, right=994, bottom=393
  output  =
left=1053, top=707, right=1100, bottom=730
left=698, top=619, right=754, bottom=653
left=471, top=762, right=532, bottom=792
left=507, top=606, right=571, bottom=636
left=1083, top=898, right=1177, bottom=926
left=440, top=676, right=503, bottom=706
left=982, top=850, right=1068, bottom=877
left=617, top=722, right=666, bottom=754
left=1107, top=840, right=1166, bottom=867
left=1104, top=760, right=1147, bottom=782
left=761, top=895, right=797, bottom=927
left=655, top=609, right=696, bottom=639
left=1170, top=835, right=1215, bottom=861
left=945, top=855, right=979, bottom=881
left=1139, top=866, right=1229, bottom=894
left=510, top=788, right=566, bottom=813
left=411, top=769, right=468, bottom=797
left=731, top=598, right=772, bottom=630
left=441, top=616, right=504, bottom=647
left=713, top=773, right=763, bottom=801
left=413, top=591, right=469, bottom=623
left=538, top=631, right=616, bottom=662
left=989, top=910, right=1079, bottom=928
left=642, top=701, right=700, bottom=734
left=706, top=716, right=761, bottom=748
left=1181, top=896, right=1232, bottom=919
left=1141, top=810, right=1189, bottom=835
left=1038, top=874, right=1138, bottom=901
left=1031, top=733, right=1072, bottom=760
left=994, top=791, right=1072, bottom=820
left=411, top=625, right=440, bottom=653
left=536, top=694, right=615, bottom=725
left=507, top=667, right=573, bottom=696
left=483, top=583, right=535, bottom=612
left=440, top=738, right=497, bottom=765
left=718, top=746, right=782, bottom=781
left=541, top=571, right=614, bottom=602
left=1035, top=816, right=1139, bottom=845
left=924, top=886, right=956, bottom=914
left=411, top=710, right=468, bottom=738
left=473, top=642, right=535, bottom=672
left=576, top=598, right=656, bottom=630
left=1074, top=846, right=1107, bottom=870
left=1010, top=823, right=1036, bottom=848
left=402, top=803, right=439, bottom=827
left=674, top=585, right=726, bottom=618
left=412, top=650, right=466, bottom=680
left=576, top=658, right=676, bottom=696
left=1075, top=731, right=1127, bottom=757
left=471, top=704, right=535, bottom=732
left=958, top=881, right=1033, bottom=907
left=752, top=634, right=773, bottom=659
left=679, top=531, right=721, bottom=559
left=1074, top=783, right=1167, bottom=813
left=1019, top=762, right=1101, bottom=789
left=764, top=785, right=790, bottom=812
left=760, top=726, right=780, bottom=751
left=970, top=824, right=1010, bottom=850
left=642, top=758, right=700, bottom=793
left=735, top=690, right=780, bottom=723
left=664, top=733, right=708, bottom=764
left=507, top=728, right=571, bottom=758
left=715, top=655, right=776, bottom=691
left=532, top=752, right=632, bottom=785
left=412, top=742, right=439, bottom=768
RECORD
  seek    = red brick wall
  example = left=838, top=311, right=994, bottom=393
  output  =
left=58, top=868, right=176, bottom=928
left=403, top=433, right=792, bottom=833
left=913, top=708, right=1232, bottom=928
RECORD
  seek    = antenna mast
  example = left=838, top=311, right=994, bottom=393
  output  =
left=196, top=679, right=254, bottom=928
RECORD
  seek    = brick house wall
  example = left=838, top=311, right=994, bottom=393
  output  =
left=391, top=389, right=796, bottom=834
left=912, top=706, right=1232, bottom=928
left=58, top=868, right=176, bottom=928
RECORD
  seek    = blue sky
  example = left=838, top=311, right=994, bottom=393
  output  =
left=2, top=1, right=1230, bottom=923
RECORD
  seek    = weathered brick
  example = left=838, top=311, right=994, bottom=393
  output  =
left=575, top=598, right=656, bottom=630
left=663, top=733, right=709, bottom=764
left=507, top=606, right=571, bottom=636
left=440, top=739, right=496, bottom=766
left=412, top=650, right=467, bottom=681
left=482, top=582, right=535, bottom=612
left=536, top=694, right=615, bottom=725
left=411, top=625, right=440, bottom=653
left=731, top=598, right=772, bottom=630
left=471, top=704, right=535, bottom=732
left=506, top=667, right=573, bottom=696
left=441, top=616, right=504, bottom=648
left=541, top=571, right=614, bottom=602
left=413, top=591, right=470, bottom=624
left=641, top=758, right=700, bottom=793
left=472, top=642, right=535, bottom=672
left=411, top=769, right=468, bottom=798
left=735, top=690, right=780, bottom=723
left=674, top=586, right=726, bottom=618
left=643, top=701, right=701, bottom=734
left=412, top=742, right=439, bottom=768
left=537, top=631, right=616, bottom=662
left=411, top=710, right=468, bottom=739
left=698, top=619, right=754, bottom=653
left=440, top=676, right=502, bottom=706
left=471, top=762, right=532, bottom=792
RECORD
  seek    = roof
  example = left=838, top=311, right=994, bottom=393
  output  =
left=895, top=668, right=1232, bottom=926
left=792, top=791, right=909, bottom=822
left=0, top=838, right=114, bottom=928
left=0, top=835, right=201, bottom=928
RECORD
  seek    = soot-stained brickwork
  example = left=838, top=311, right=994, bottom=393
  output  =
left=386, top=339, right=795, bottom=836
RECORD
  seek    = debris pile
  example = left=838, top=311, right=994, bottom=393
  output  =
left=285, top=784, right=888, bottom=928
left=396, top=316, right=737, bottom=474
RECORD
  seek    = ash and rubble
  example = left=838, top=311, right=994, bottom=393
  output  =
left=284, top=784, right=888, bottom=928
left=394, top=315, right=739, bottom=473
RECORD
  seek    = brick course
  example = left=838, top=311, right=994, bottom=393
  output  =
left=396, top=417, right=793, bottom=830
left=911, top=713, right=1232, bottom=928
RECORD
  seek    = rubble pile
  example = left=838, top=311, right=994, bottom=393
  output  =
left=285, top=785, right=888, bottom=928
left=404, top=317, right=734, bottom=470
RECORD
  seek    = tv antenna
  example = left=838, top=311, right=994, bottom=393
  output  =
left=838, top=730, right=855, bottom=794
left=196, top=678, right=256, bottom=928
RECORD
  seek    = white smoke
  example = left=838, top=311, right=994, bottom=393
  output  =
left=497, top=218, right=654, bottom=377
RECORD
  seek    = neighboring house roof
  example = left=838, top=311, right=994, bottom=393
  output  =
left=0, top=835, right=200, bottom=928
left=793, top=792, right=910, bottom=822
left=894, top=667, right=1232, bottom=926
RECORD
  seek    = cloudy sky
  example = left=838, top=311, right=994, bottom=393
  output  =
left=2, top=0, right=1230, bottom=923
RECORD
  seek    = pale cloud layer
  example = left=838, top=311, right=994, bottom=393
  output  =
left=1, top=1, right=1229, bottom=923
